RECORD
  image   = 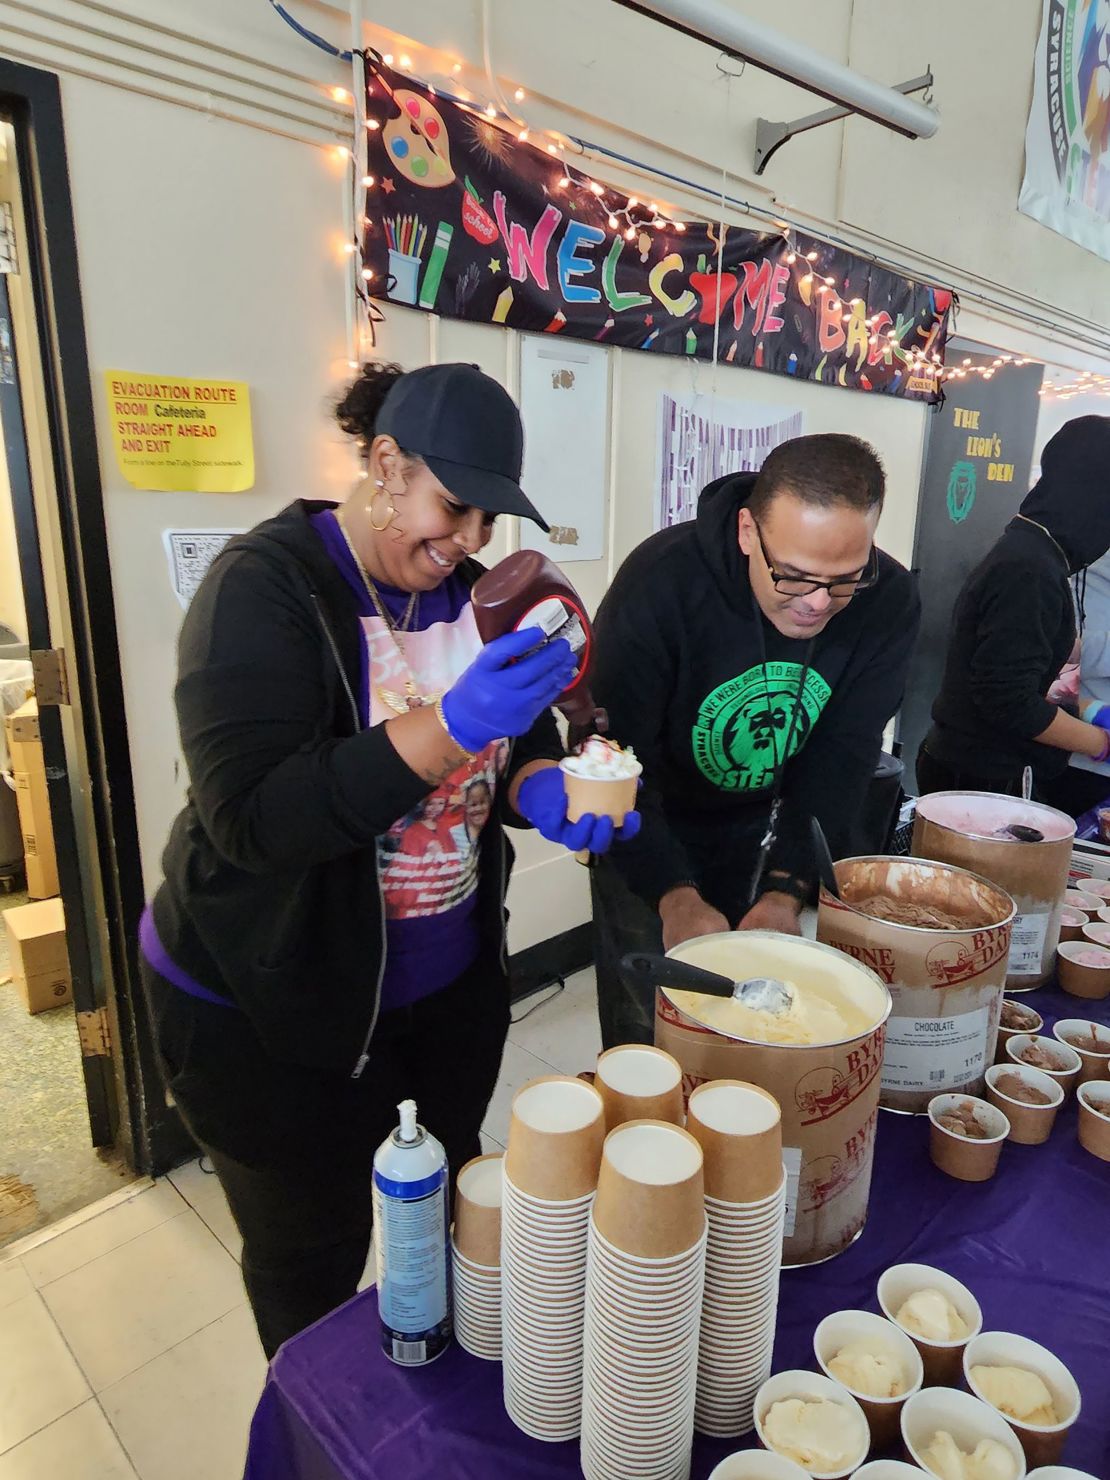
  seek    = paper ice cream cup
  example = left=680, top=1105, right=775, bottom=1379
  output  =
left=707, top=1453, right=811, bottom=1479
left=1057, top=940, right=1110, bottom=1001
left=559, top=756, right=640, bottom=825
left=927, top=1094, right=1009, bottom=1182
left=1051, top=1018, right=1110, bottom=1086
left=996, top=999, right=1045, bottom=1063
left=592, top=1119, right=705, bottom=1259
left=1076, top=1080, right=1110, bottom=1161
left=877, top=1263, right=983, bottom=1387
left=754, top=1370, right=870, bottom=1480
left=686, top=1080, right=784, bottom=1204
left=595, top=1045, right=684, bottom=1131
left=504, top=1075, right=605, bottom=1201
left=963, top=1331, right=1080, bottom=1469
left=813, top=1308, right=923, bottom=1450
left=900, top=1387, right=1027, bottom=1478
left=1004, top=1035, right=1082, bottom=1095
left=984, top=1063, right=1063, bottom=1144
left=453, top=1153, right=503, bottom=1267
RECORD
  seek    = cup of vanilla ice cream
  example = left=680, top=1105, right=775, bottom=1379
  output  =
left=560, top=736, right=641, bottom=824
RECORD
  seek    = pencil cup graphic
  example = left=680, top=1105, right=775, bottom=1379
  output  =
left=387, top=249, right=421, bottom=304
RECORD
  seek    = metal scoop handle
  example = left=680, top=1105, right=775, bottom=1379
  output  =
left=619, top=953, right=738, bottom=999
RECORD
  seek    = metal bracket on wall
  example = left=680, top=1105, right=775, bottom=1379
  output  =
left=754, top=70, right=933, bottom=176
left=31, top=647, right=69, bottom=706
left=77, top=1007, right=112, bottom=1058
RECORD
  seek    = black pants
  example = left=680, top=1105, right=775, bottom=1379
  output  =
left=141, top=954, right=509, bottom=1359
left=915, top=741, right=1043, bottom=801
left=590, top=859, right=666, bottom=1050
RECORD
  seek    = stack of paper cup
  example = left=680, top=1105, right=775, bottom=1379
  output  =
left=594, top=1043, right=685, bottom=1131
left=685, top=1080, right=786, bottom=1438
left=581, top=1120, right=707, bottom=1480
left=501, top=1076, right=605, bottom=1441
left=451, top=1153, right=503, bottom=1361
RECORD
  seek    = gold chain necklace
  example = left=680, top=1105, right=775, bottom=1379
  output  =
left=336, top=511, right=441, bottom=713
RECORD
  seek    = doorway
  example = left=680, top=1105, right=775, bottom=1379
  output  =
left=0, top=63, right=169, bottom=1246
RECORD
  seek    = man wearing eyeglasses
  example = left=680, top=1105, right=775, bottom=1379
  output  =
left=586, top=432, right=920, bottom=1048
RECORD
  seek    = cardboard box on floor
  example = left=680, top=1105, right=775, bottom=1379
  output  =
left=3, top=697, right=59, bottom=898
left=3, top=897, right=72, bottom=1013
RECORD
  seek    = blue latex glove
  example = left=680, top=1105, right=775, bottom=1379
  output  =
left=1082, top=701, right=1110, bottom=730
left=516, top=765, right=642, bottom=854
left=441, top=628, right=575, bottom=754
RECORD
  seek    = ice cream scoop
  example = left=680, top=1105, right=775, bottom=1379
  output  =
left=620, top=952, right=795, bottom=1015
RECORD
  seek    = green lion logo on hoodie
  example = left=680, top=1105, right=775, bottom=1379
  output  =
left=692, top=661, right=831, bottom=791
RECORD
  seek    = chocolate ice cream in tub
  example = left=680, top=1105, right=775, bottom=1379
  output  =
left=927, top=1094, right=1009, bottom=1182
left=913, top=792, right=1074, bottom=991
left=817, top=856, right=1013, bottom=1114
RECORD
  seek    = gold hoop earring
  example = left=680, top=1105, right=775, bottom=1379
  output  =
left=367, top=482, right=396, bottom=532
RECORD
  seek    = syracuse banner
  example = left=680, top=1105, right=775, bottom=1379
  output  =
left=1019, top=0, right=1110, bottom=262
left=363, top=59, right=951, bottom=401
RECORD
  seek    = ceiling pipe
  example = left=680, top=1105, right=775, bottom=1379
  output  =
left=610, top=0, right=940, bottom=140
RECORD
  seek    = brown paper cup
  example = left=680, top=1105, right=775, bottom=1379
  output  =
left=927, top=1095, right=1008, bottom=1182
left=504, top=1075, right=605, bottom=1201
left=595, top=1045, right=684, bottom=1132
left=1051, top=1018, right=1110, bottom=1086
left=686, top=1080, right=783, bottom=1203
left=877, top=1263, right=983, bottom=1387
left=984, top=1064, right=1063, bottom=1145
left=559, top=761, right=639, bottom=824
left=1076, top=1081, right=1110, bottom=1161
left=901, top=1387, right=1027, bottom=1475
left=592, top=1119, right=705, bottom=1259
left=453, top=1153, right=503, bottom=1267
left=963, top=1330, right=1080, bottom=1469
left=1057, top=940, right=1110, bottom=1000
left=813, top=1308, right=924, bottom=1452
left=996, top=999, right=1044, bottom=1063
left=1005, top=1034, right=1082, bottom=1096
left=1058, top=907, right=1088, bottom=943
left=755, top=1370, right=870, bottom=1479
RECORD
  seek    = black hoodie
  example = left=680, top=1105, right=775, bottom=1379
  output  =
left=927, top=415, right=1110, bottom=781
left=589, top=474, right=920, bottom=918
left=148, top=501, right=562, bottom=1073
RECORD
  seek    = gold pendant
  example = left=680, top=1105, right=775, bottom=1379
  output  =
left=378, top=686, right=444, bottom=715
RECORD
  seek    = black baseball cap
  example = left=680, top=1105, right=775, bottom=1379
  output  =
left=376, top=363, right=549, bottom=532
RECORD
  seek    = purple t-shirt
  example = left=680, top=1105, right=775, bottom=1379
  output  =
left=311, top=510, right=507, bottom=1011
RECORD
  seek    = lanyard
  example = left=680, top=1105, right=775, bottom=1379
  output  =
left=745, top=592, right=816, bottom=907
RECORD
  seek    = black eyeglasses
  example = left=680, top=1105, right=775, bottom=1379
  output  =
left=753, top=521, right=878, bottom=599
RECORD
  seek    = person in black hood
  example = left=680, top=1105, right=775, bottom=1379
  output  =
left=919, top=415, right=1110, bottom=799
left=587, top=433, right=920, bottom=1049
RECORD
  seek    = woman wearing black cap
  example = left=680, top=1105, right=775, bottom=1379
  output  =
left=139, top=361, right=638, bottom=1357
left=918, top=415, right=1110, bottom=798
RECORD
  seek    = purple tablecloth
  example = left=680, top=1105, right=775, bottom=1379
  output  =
left=244, top=980, right=1110, bottom=1480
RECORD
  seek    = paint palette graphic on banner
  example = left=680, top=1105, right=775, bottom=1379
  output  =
left=363, top=60, right=952, bottom=401
left=655, top=393, right=804, bottom=530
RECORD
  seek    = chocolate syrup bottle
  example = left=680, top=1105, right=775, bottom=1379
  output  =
left=471, top=550, right=607, bottom=732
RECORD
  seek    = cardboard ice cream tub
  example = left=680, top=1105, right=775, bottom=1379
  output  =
left=818, top=857, right=1014, bottom=1114
left=912, top=793, right=1074, bottom=991
left=654, top=932, right=890, bottom=1267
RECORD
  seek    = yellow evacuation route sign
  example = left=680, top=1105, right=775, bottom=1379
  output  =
left=104, top=370, right=254, bottom=492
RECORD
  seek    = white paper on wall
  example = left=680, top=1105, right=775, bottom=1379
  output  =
left=655, top=391, right=804, bottom=531
left=163, top=529, right=245, bottom=610
left=518, top=336, right=608, bottom=564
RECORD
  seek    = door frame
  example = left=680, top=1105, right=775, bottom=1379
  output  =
left=0, top=57, right=155, bottom=1168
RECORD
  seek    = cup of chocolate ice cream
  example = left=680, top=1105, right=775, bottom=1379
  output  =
left=1004, top=1034, right=1082, bottom=1096
left=984, top=1063, right=1064, bottom=1145
left=1076, top=1080, right=1110, bottom=1162
left=1051, top=1018, right=1110, bottom=1087
left=927, top=1094, right=1010, bottom=1182
left=995, top=998, right=1045, bottom=1065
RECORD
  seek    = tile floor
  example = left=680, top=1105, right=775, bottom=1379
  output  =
left=0, top=967, right=601, bottom=1479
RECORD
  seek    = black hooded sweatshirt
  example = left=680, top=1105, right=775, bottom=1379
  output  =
left=927, top=415, right=1110, bottom=782
left=589, top=473, right=920, bottom=920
